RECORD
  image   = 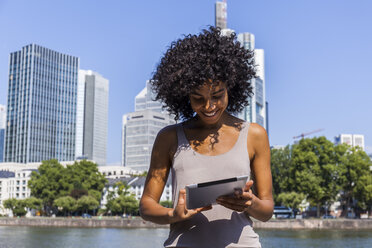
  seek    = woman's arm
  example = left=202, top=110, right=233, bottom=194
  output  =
left=216, top=123, right=274, bottom=222
left=139, top=126, right=176, bottom=224
left=140, top=125, right=210, bottom=224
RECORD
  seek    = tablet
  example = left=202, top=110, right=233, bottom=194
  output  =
left=185, top=175, right=248, bottom=209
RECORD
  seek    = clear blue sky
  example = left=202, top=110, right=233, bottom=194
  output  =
left=1, top=0, right=372, bottom=164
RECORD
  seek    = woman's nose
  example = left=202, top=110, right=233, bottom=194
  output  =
left=205, top=98, right=216, bottom=110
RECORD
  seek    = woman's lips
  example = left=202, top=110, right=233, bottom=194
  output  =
left=202, top=109, right=219, bottom=117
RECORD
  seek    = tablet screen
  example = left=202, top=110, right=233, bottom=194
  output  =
left=185, top=175, right=248, bottom=209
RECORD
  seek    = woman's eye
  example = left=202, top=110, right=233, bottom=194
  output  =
left=212, top=94, right=224, bottom=99
left=191, top=96, right=203, bottom=101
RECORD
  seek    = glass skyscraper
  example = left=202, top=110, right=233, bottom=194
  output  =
left=4, top=44, right=79, bottom=163
left=215, top=1, right=268, bottom=130
left=0, top=129, right=4, bottom=162
left=0, top=105, right=5, bottom=162
left=236, top=33, right=267, bottom=129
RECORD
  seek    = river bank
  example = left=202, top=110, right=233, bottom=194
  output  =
left=0, top=217, right=372, bottom=229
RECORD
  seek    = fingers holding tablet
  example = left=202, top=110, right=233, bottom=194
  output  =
left=216, top=180, right=255, bottom=212
left=171, top=189, right=212, bottom=223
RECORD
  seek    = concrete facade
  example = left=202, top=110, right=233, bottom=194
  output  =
left=76, top=70, right=109, bottom=166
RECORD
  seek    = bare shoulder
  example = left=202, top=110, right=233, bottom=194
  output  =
left=247, top=123, right=269, bottom=160
left=248, top=123, right=268, bottom=141
left=157, top=124, right=178, bottom=143
left=154, top=124, right=179, bottom=158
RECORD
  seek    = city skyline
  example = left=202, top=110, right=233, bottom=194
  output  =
left=1, top=0, right=372, bottom=164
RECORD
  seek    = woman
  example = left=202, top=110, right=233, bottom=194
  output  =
left=140, top=27, right=273, bottom=248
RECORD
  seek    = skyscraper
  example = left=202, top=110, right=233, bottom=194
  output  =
left=215, top=1, right=227, bottom=29
left=122, top=110, right=175, bottom=171
left=4, top=44, right=79, bottom=163
left=135, top=81, right=164, bottom=113
left=75, top=70, right=109, bottom=166
left=0, top=105, right=6, bottom=129
left=236, top=33, right=267, bottom=129
left=215, top=1, right=268, bottom=130
left=122, top=82, right=176, bottom=170
left=0, top=105, right=5, bottom=162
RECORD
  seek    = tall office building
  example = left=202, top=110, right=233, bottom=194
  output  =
left=0, top=105, right=5, bottom=162
left=335, top=134, right=365, bottom=151
left=0, top=105, right=6, bottom=129
left=236, top=33, right=267, bottom=129
left=215, top=1, right=227, bottom=29
left=215, top=1, right=268, bottom=129
left=122, top=82, right=176, bottom=170
left=75, top=70, right=109, bottom=166
left=135, top=80, right=164, bottom=113
left=122, top=110, right=175, bottom=171
left=4, top=44, right=79, bottom=163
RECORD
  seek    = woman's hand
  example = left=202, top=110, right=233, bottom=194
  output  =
left=170, top=189, right=212, bottom=223
left=216, top=180, right=255, bottom=212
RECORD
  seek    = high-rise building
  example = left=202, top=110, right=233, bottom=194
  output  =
left=335, top=134, right=365, bottom=151
left=75, top=70, right=109, bottom=166
left=235, top=34, right=267, bottom=129
left=216, top=4, right=268, bottom=130
left=135, top=81, right=164, bottom=113
left=0, top=105, right=5, bottom=162
left=122, top=110, right=175, bottom=171
left=122, top=82, right=176, bottom=170
left=215, top=1, right=227, bottom=29
left=4, top=44, right=79, bottom=163
left=0, top=105, right=6, bottom=129
left=0, top=129, right=4, bottom=163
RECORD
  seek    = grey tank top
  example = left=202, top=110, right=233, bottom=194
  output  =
left=164, top=122, right=261, bottom=248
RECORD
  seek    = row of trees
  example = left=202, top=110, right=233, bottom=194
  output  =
left=4, top=159, right=137, bottom=217
left=271, top=137, right=372, bottom=217
left=2, top=159, right=161, bottom=217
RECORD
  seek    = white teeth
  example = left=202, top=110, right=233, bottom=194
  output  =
left=203, top=111, right=217, bottom=117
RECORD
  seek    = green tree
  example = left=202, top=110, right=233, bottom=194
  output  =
left=290, top=137, right=340, bottom=217
left=28, top=159, right=107, bottom=215
left=271, top=146, right=292, bottom=204
left=65, top=160, right=107, bottom=202
left=337, top=145, right=372, bottom=216
left=354, top=174, right=372, bottom=215
left=115, top=181, right=131, bottom=196
left=24, top=197, right=43, bottom=212
left=54, top=196, right=76, bottom=216
left=115, top=195, right=139, bottom=215
left=28, top=159, right=69, bottom=211
left=104, top=182, right=139, bottom=215
left=3, top=198, right=27, bottom=217
left=277, top=192, right=306, bottom=214
left=76, top=195, right=99, bottom=214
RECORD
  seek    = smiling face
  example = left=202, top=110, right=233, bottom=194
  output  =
left=189, top=81, right=228, bottom=126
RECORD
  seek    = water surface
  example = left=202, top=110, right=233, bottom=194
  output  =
left=0, top=226, right=371, bottom=248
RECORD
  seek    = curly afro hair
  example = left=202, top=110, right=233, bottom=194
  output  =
left=150, top=26, right=256, bottom=120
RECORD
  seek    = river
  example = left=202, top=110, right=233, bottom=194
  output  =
left=0, top=226, right=370, bottom=248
